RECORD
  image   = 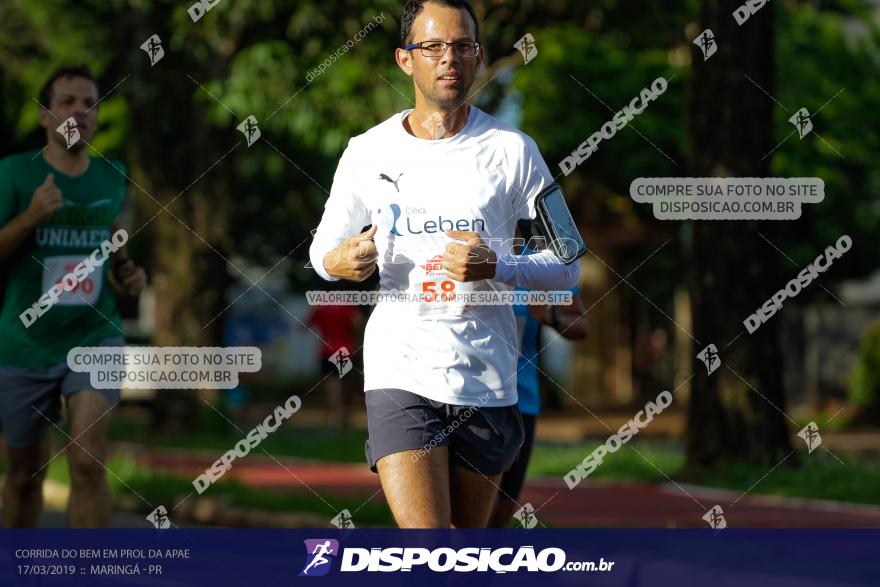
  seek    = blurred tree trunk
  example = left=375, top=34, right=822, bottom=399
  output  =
left=115, top=7, right=236, bottom=431
left=685, top=0, right=795, bottom=465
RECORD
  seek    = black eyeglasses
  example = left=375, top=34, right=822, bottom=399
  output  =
left=404, top=41, right=480, bottom=58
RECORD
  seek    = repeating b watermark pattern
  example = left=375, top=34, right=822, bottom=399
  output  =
left=331, top=509, right=356, bottom=530
left=421, top=111, right=447, bottom=140
left=697, top=344, right=721, bottom=375
left=237, top=115, right=261, bottom=147
left=789, top=107, right=813, bottom=139
left=140, top=34, right=165, bottom=67
left=329, top=347, right=352, bottom=378
left=56, top=117, right=80, bottom=149
left=693, top=29, right=717, bottom=61
left=146, top=505, right=171, bottom=529
left=514, top=33, right=538, bottom=65
left=702, top=505, right=727, bottom=530
left=514, top=503, right=539, bottom=529
left=798, top=422, right=822, bottom=453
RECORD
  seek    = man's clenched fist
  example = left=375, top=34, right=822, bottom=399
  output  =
left=113, top=259, right=148, bottom=297
left=26, top=173, right=63, bottom=225
left=323, top=224, right=379, bottom=281
left=443, top=230, right=497, bottom=282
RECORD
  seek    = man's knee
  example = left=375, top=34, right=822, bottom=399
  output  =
left=376, top=450, right=452, bottom=528
left=6, top=463, right=47, bottom=494
left=5, top=441, right=51, bottom=493
left=67, top=449, right=105, bottom=486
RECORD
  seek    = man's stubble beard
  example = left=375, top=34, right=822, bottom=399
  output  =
left=52, top=132, right=88, bottom=152
left=417, top=78, right=473, bottom=111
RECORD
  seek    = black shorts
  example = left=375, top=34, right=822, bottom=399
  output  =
left=498, top=413, right=537, bottom=501
left=364, top=388, right=524, bottom=477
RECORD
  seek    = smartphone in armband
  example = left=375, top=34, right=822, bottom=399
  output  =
left=518, top=183, right=586, bottom=264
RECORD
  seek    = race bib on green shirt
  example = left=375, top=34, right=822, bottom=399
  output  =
left=0, top=151, right=126, bottom=368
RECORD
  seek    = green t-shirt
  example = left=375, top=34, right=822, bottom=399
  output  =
left=0, top=150, right=127, bottom=368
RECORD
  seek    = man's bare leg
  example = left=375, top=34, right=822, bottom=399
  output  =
left=3, top=432, right=51, bottom=527
left=487, top=496, right=518, bottom=528
left=376, top=447, right=450, bottom=528
left=450, top=464, right=503, bottom=528
left=65, top=390, right=114, bottom=528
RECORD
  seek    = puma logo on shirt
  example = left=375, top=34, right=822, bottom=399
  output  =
left=378, top=172, right=403, bottom=192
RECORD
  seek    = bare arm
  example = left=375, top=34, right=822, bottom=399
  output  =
left=0, top=210, right=40, bottom=262
left=108, top=216, right=147, bottom=297
left=554, top=292, right=588, bottom=340
left=0, top=173, right=61, bottom=262
left=529, top=290, right=588, bottom=340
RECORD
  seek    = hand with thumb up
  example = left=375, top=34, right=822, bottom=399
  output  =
left=26, top=173, right=63, bottom=225
left=323, top=224, right=379, bottom=281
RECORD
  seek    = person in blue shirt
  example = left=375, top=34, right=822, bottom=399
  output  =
left=488, top=282, right=587, bottom=527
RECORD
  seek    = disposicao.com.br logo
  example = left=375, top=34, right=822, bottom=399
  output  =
left=299, top=539, right=615, bottom=575
left=300, top=539, right=340, bottom=577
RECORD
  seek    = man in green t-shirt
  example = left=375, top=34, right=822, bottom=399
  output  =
left=0, top=65, right=146, bottom=527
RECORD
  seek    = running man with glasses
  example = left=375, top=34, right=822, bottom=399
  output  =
left=309, top=0, right=580, bottom=528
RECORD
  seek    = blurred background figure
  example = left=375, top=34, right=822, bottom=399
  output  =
left=489, top=285, right=587, bottom=528
left=633, top=328, right=669, bottom=404
left=306, top=302, right=364, bottom=429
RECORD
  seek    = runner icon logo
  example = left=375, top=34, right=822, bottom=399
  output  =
left=56, top=117, right=80, bottom=150
left=697, top=344, right=721, bottom=375
left=514, top=33, right=538, bottom=65
left=798, top=421, right=822, bottom=453
left=140, top=34, right=165, bottom=67
left=702, top=505, right=727, bottom=530
left=789, top=108, right=813, bottom=139
left=237, top=115, right=261, bottom=147
left=514, top=503, right=539, bottom=529
left=693, top=29, right=717, bottom=61
left=329, top=347, right=352, bottom=378
left=146, top=505, right=171, bottom=529
left=420, top=113, right=447, bottom=139
left=300, top=539, right=339, bottom=577
left=331, top=509, right=356, bottom=529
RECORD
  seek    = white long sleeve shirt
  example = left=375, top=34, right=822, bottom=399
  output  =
left=309, top=106, right=579, bottom=406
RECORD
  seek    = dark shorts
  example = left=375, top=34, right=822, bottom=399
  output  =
left=364, top=388, right=525, bottom=477
left=0, top=337, right=124, bottom=449
left=498, top=413, right=537, bottom=501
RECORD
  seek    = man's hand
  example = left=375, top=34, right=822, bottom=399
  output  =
left=26, top=173, right=63, bottom=225
left=323, top=225, right=379, bottom=281
left=443, top=230, right=497, bottom=282
left=113, top=259, right=147, bottom=297
left=527, top=304, right=553, bottom=325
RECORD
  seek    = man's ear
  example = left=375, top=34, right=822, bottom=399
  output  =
left=395, top=47, right=414, bottom=77
left=38, top=105, right=51, bottom=131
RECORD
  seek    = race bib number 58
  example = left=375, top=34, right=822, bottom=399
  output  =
left=415, top=254, right=474, bottom=317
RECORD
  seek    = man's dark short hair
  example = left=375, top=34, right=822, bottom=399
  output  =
left=38, top=65, right=97, bottom=109
left=400, top=0, right=479, bottom=46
